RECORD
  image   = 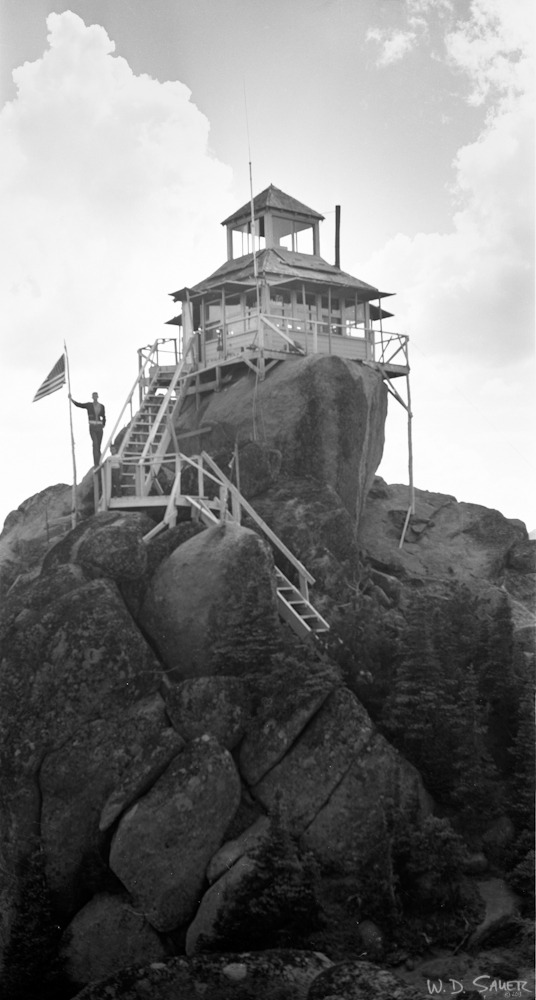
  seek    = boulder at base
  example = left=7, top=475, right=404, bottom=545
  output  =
left=140, top=521, right=281, bottom=678
left=109, top=735, right=241, bottom=932
left=308, top=959, right=422, bottom=999
left=60, top=893, right=167, bottom=988
left=71, top=949, right=333, bottom=1000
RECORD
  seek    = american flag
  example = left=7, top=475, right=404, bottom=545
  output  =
left=33, top=354, right=66, bottom=402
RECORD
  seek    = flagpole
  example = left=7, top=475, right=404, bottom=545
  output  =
left=64, top=342, right=78, bottom=529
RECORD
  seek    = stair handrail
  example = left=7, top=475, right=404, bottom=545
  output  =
left=98, top=338, right=163, bottom=464
left=199, top=451, right=314, bottom=593
left=117, top=369, right=163, bottom=462
left=139, top=335, right=196, bottom=462
left=137, top=334, right=198, bottom=492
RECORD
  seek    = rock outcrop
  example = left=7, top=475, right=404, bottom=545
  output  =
left=360, top=479, right=534, bottom=620
left=71, top=949, right=334, bottom=1000
left=176, top=354, right=388, bottom=521
left=0, top=353, right=532, bottom=994
left=60, top=893, right=167, bottom=988
left=307, top=959, right=421, bottom=999
left=140, top=520, right=281, bottom=677
left=109, top=735, right=241, bottom=932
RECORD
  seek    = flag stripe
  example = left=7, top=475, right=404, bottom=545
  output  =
left=33, top=354, right=66, bottom=402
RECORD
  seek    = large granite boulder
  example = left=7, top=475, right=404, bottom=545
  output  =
left=0, top=475, right=94, bottom=597
left=0, top=577, right=161, bottom=773
left=0, top=570, right=162, bottom=948
left=109, top=735, right=241, bottom=931
left=239, top=661, right=340, bottom=786
left=60, top=893, right=167, bottom=988
left=250, top=477, right=361, bottom=602
left=41, top=510, right=155, bottom=615
left=162, top=674, right=253, bottom=750
left=359, top=478, right=535, bottom=657
left=140, top=521, right=281, bottom=678
left=246, top=685, right=429, bottom=871
left=249, top=686, right=376, bottom=835
left=176, top=354, right=387, bottom=522
left=300, top=730, right=431, bottom=869
left=360, top=479, right=529, bottom=588
left=71, top=950, right=333, bottom=1000
left=99, top=726, right=185, bottom=834
left=39, top=695, right=182, bottom=913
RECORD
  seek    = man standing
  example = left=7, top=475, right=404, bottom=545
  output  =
left=69, top=391, right=106, bottom=466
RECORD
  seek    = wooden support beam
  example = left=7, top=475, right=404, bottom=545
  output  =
left=175, top=425, right=213, bottom=441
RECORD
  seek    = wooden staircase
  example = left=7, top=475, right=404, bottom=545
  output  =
left=94, top=341, right=330, bottom=642
left=112, top=340, right=195, bottom=500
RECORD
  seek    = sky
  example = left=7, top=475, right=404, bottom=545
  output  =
left=0, top=0, right=534, bottom=532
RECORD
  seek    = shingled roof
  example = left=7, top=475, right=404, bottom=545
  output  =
left=221, top=185, right=324, bottom=229
left=171, top=247, right=389, bottom=303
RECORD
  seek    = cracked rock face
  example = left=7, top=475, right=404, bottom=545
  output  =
left=109, top=735, right=241, bottom=932
left=0, top=353, right=531, bottom=991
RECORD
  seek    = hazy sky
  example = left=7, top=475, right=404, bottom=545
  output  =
left=1, top=0, right=534, bottom=530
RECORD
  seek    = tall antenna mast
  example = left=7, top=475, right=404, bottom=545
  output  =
left=243, top=84, right=261, bottom=319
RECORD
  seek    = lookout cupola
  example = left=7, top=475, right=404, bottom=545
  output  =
left=168, top=184, right=409, bottom=389
left=222, top=184, right=323, bottom=258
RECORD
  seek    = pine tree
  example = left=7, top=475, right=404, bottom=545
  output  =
left=476, top=595, right=517, bottom=772
left=212, top=799, right=322, bottom=951
left=508, top=679, right=535, bottom=834
left=450, top=664, right=503, bottom=827
left=381, top=595, right=455, bottom=799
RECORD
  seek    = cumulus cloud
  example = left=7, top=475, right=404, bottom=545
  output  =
left=360, top=0, right=533, bottom=366
left=366, top=27, right=420, bottom=66
left=367, top=0, right=453, bottom=65
left=362, top=0, right=534, bottom=521
left=446, top=0, right=532, bottom=105
left=0, top=12, right=233, bottom=521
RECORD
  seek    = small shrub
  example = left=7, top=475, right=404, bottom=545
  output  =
left=395, top=816, right=468, bottom=910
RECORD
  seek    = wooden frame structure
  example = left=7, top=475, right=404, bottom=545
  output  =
left=94, top=184, right=414, bottom=552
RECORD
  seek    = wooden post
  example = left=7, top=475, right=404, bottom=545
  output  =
left=407, top=371, right=415, bottom=514
left=219, top=485, right=227, bottom=522
left=335, top=205, right=341, bottom=268
left=93, top=470, right=100, bottom=512
left=221, top=288, right=227, bottom=359
left=328, top=287, right=332, bottom=355
left=64, top=343, right=78, bottom=527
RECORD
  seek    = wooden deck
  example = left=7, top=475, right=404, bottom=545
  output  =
left=157, top=312, right=410, bottom=384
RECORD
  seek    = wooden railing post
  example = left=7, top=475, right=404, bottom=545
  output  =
left=219, top=485, right=228, bottom=522
left=298, top=572, right=310, bottom=601
left=93, top=469, right=100, bottom=513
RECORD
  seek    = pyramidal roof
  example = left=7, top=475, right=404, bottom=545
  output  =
left=170, top=246, right=390, bottom=304
left=221, top=185, right=324, bottom=228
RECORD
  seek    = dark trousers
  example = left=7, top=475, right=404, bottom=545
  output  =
left=90, top=425, right=104, bottom=466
